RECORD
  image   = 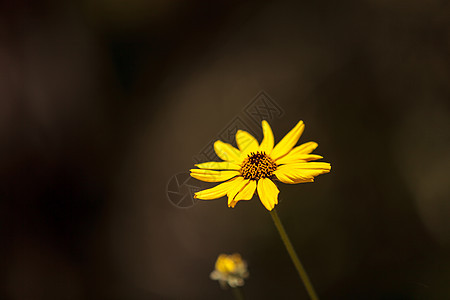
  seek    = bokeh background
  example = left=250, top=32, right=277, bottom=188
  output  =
left=1, top=0, right=450, bottom=299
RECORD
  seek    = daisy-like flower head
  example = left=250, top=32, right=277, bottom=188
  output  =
left=190, top=120, right=331, bottom=211
left=210, top=253, right=249, bottom=288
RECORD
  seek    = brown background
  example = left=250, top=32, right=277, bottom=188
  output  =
left=1, top=0, right=449, bottom=299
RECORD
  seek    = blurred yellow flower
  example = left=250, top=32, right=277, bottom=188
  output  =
left=190, top=120, right=331, bottom=210
left=210, top=253, right=249, bottom=288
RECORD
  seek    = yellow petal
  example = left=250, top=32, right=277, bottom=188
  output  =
left=283, top=162, right=331, bottom=172
left=195, top=161, right=241, bottom=170
left=227, top=177, right=247, bottom=206
left=194, top=177, right=241, bottom=200
left=229, top=180, right=257, bottom=208
left=291, top=141, right=318, bottom=155
left=257, top=178, right=279, bottom=211
left=214, top=140, right=242, bottom=162
left=190, top=169, right=240, bottom=182
left=259, top=120, right=274, bottom=154
left=274, top=168, right=315, bottom=184
left=274, top=162, right=331, bottom=183
left=270, top=120, right=305, bottom=161
left=236, top=130, right=259, bottom=157
left=275, top=154, right=323, bottom=165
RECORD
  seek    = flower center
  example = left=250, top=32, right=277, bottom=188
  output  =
left=240, top=151, right=277, bottom=180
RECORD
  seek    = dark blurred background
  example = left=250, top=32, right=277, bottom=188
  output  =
left=1, top=0, right=450, bottom=299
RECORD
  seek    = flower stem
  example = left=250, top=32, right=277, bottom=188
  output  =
left=231, top=286, right=244, bottom=300
left=270, top=208, right=319, bottom=300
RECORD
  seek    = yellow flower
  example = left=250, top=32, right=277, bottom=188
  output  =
left=190, top=120, right=331, bottom=211
left=210, top=253, right=249, bottom=288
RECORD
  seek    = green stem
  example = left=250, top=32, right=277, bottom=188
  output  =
left=270, top=208, right=319, bottom=300
left=231, top=286, right=244, bottom=300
